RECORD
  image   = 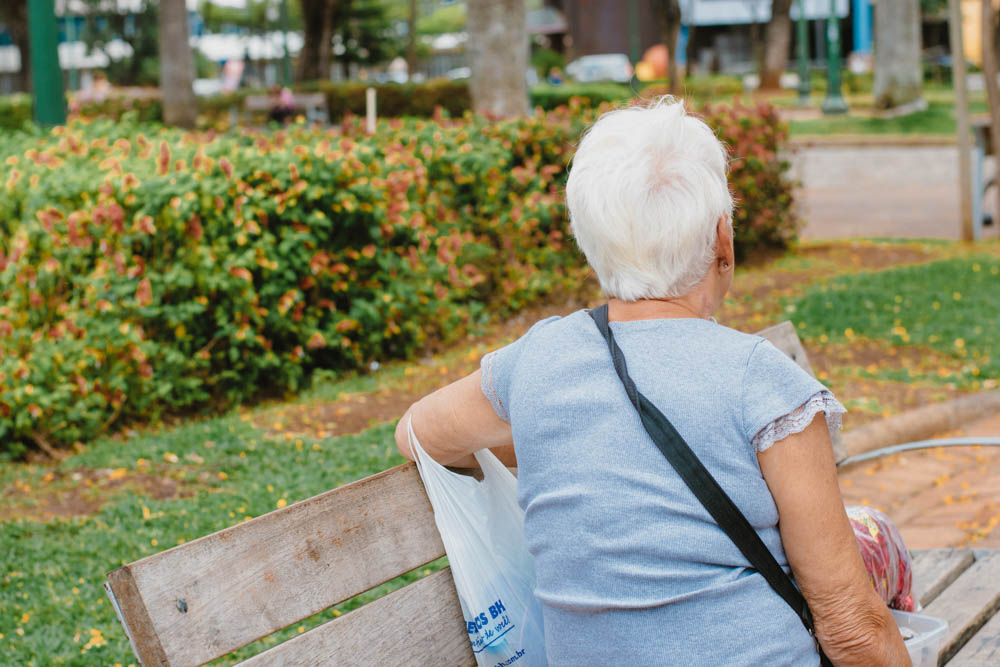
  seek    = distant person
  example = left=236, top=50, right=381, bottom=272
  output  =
left=547, top=66, right=564, bottom=85
left=268, top=86, right=296, bottom=125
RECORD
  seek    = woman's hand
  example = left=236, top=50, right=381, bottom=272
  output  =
left=394, top=369, right=516, bottom=468
left=758, top=414, right=911, bottom=666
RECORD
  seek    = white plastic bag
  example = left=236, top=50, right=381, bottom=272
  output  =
left=408, top=417, right=547, bottom=667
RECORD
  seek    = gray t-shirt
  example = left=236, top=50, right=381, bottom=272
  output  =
left=480, top=310, right=840, bottom=666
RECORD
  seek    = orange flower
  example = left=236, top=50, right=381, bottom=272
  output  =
left=306, top=332, right=326, bottom=349
left=135, top=278, right=153, bottom=306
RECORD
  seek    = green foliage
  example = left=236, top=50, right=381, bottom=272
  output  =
left=0, top=101, right=796, bottom=455
left=200, top=0, right=304, bottom=33
left=0, top=94, right=32, bottom=131
left=530, top=83, right=633, bottom=110
left=320, top=80, right=471, bottom=118
left=701, top=101, right=799, bottom=256
left=417, top=3, right=466, bottom=34
left=531, top=47, right=566, bottom=78
left=332, top=0, right=402, bottom=70
left=790, top=258, right=1000, bottom=381
left=0, top=111, right=584, bottom=452
left=79, top=0, right=160, bottom=86
left=641, top=75, right=745, bottom=101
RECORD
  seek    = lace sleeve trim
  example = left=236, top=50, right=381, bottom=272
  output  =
left=752, top=390, right=846, bottom=453
left=481, top=351, right=509, bottom=422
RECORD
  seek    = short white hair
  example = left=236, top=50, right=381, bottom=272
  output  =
left=566, top=97, right=733, bottom=301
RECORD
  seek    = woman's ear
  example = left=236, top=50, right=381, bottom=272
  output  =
left=716, top=215, right=734, bottom=271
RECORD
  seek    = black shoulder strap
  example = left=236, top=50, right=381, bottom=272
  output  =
left=589, top=305, right=831, bottom=666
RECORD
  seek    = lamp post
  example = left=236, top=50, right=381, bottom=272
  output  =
left=821, top=0, right=848, bottom=115
left=28, top=0, right=66, bottom=125
left=627, top=0, right=641, bottom=72
left=796, top=0, right=810, bottom=106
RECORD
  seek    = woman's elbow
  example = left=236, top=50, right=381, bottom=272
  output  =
left=814, top=597, right=909, bottom=666
left=395, top=403, right=417, bottom=461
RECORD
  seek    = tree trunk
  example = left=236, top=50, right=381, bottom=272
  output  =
left=159, top=0, right=196, bottom=128
left=317, top=0, right=335, bottom=81
left=467, top=0, right=528, bottom=117
left=684, top=0, right=697, bottom=79
left=981, top=1, right=1000, bottom=227
left=873, top=0, right=923, bottom=109
left=653, top=0, right=682, bottom=94
left=760, top=0, right=793, bottom=91
left=297, top=0, right=338, bottom=82
left=4, top=1, right=31, bottom=93
left=406, top=0, right=418, bottom=80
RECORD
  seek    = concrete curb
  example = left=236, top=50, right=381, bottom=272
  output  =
left=840, top=390, right=1000, bottom=465
left=789, top=134, right=957, bottom=148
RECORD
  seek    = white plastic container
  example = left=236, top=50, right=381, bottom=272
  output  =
left=892, top=609, right=948, bottom=667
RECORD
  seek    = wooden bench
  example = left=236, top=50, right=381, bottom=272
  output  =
left=242, top=92, right=328, bottom=125
left=104, top=322, right=999, bottom=665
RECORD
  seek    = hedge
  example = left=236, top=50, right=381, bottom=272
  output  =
left=0, top=76, right=755, bottom=131
left=0, top=101, right=796, bottom=455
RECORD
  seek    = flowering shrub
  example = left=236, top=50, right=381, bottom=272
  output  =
left=0, top=101, right=796, bottom=454
left=701, top=101, right=798, bottom=256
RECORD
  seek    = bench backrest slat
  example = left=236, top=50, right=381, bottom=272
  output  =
left=756, top=321, right=847, bottom=462
left=244, top=93, right=326, bottom=111
left=105, top=463, right=445, bottom=667
left=237, top=567, right=475, bottom=666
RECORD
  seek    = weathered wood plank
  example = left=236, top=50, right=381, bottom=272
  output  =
left=911, top=549, right=976, bottom=608
left=948, top=606, right=1000, bottom=666
left=922, top=552, right=1000, bottom=665
left=756, top=320, right=846, bottom=461
left=106, top=462, right=444, bottom=667
left=105, top=567, right=170, bottom=666
left=756, top=321, right=815, bottom=377
left=238, top=567, right=475, bottom=667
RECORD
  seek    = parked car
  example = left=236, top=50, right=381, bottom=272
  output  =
left=565, top=53, right=633, bottom=83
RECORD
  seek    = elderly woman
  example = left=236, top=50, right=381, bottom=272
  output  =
left=395, top=99, right=909, bottom=666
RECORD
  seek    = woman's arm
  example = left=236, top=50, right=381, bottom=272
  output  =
left=394, top=369, right=516, bottom=468
left=758, top=414, right=911, bottom=666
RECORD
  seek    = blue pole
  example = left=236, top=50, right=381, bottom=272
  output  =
left=852, top=0, right=872, bottom=54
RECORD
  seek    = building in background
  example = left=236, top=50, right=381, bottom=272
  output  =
left=557, top=0, right=852, bottom=75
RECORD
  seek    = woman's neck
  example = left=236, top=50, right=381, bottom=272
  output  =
left=608, top=294, right=715, bottom=322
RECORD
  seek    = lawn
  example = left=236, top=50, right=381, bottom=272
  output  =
left=2, top=238, right=999, bottom=665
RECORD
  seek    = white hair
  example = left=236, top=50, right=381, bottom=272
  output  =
left=566, top=97, right=733, bottom=301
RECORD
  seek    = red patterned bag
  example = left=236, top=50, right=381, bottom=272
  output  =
left=847, top=506, right=915, bottom=612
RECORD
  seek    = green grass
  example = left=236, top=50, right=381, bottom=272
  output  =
left=0, top=415, right=433, bottom=665
left=788, top=100, right=989, bottom=136
left=789, top=256, right=1000, bottom=382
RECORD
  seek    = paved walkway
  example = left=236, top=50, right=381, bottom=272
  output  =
left=790, top=145, right=1000, bottom=240
left=839, top=412, right=1000, bottom=550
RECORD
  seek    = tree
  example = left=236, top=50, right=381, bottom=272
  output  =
left=331, top=0, right=401, bottom=78
left=982, top=0, right=1000, bottom=225
left=201, top=1, right=303, bottom=34
left=297, top=0, right=339, bottom=81
left=760, top=0, right=793, bottom=91
left=159, top=0, right=196, bottom=128
left=652, top=0, right=682, bottom=94
left=467, top=0, right=527, bottom=117
left=684, top=0, right=698, bottom=78
left=873, top=0, right=923, bottom=109
left=0, top=1, right=30, bottom=92
left=80, top=0, right=160, bottom=86
left=406, top=0, right=417, bottom=78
